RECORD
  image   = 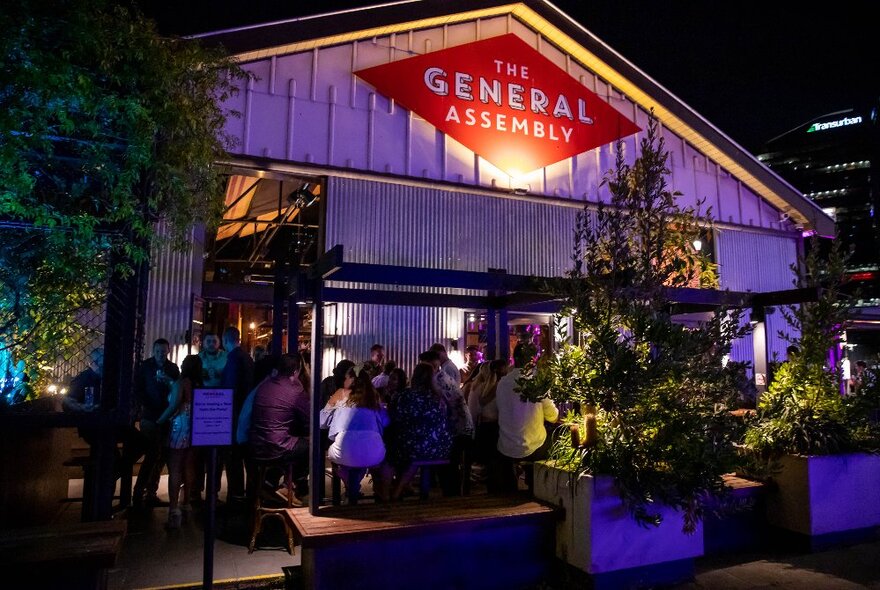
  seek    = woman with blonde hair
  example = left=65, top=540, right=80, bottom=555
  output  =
left=467, top=360, right=509, bottom=492
left=156, top=354, right=202, bottom=529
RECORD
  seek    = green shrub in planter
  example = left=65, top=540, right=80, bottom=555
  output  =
left=745, top=238, right=879, bottom=457
left=519, top=114, right=748, bottom=533
left=744, top=239, right=880, bottom=542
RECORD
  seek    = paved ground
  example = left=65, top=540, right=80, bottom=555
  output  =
left=680, top=542, right=880, bottom=589
left=66, top=475, right=297, bottom=589
left=534, top=541, right=880, bottom=589
left=64, top=476, right=880, bottom=589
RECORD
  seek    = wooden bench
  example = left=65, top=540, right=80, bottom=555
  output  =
left=0, top=519, right=127, bottom=590
left=285, top=494, right=557, bottom=590
left=722, top=472, right=767, bottom=497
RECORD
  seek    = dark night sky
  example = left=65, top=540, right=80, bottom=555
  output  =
left=142, top=0, right=878, bottom=153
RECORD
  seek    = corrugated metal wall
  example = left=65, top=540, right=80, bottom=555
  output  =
left=143, top=222, right=205, bottom=366
left=325, top=177, right=580, bottom=275
left=321, top=303, right=462, bottom=378
left=716, top=228, right=800, bottom=368
left=321, top=176, right=585, bottom=376
left=319, top=177, right=803, bottom=377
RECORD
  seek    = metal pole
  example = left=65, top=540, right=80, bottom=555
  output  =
left=485, top=308, right=497, bottom=360
left=498, top=308, right=510, bottom=362
left=204, top=447, right=217, bottom=590
left=272, top=260, right=286, bottom=355
left=309, top=280, right=324, bottom=515
left=288, top=298, right=299, bottom=355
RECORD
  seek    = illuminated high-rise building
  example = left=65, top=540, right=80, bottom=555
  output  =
left=758, top=102, right=880, bottom=275
left=758, top=101, right=880, bottom=358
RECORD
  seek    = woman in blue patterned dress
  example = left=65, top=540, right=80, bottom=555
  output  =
left=386, top=362, right=454, bottom=500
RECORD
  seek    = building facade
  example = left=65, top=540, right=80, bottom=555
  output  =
left=144, top=0, right=832, bottom=378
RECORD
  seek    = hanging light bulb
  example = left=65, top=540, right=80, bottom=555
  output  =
left=692, top=238, right=703, bottom=252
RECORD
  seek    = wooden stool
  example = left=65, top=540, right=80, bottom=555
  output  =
left=411, top=459, right=450, bottom=500
left=514, top=460, right=535, bottom=493
left=330, top=463, right=370, bottom=505
left=248, top=458, right=296, bottom=554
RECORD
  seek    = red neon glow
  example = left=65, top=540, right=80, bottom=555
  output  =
left=356, top=34, right=640, bottom=175
left=849, top=272, right=876, bottom=281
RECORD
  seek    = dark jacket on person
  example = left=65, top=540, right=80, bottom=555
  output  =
left=134, top=358, right=180, bottom=422
left=63, top=367, right=104, bottom=442
left=249, top=376, right=310, bottom=460
left=222, top=346, right=255, bottom=422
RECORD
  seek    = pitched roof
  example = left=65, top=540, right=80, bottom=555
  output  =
left=194, top=0, right=834, bottom=235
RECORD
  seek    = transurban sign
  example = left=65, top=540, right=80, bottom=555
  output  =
left=356, top=34, right=641, bottom=175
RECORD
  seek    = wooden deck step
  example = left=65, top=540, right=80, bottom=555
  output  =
left=285, top=493, right=557, bottom=590
left=287, top=492, right=555, bottom=547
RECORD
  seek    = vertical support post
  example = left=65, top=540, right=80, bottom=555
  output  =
left=91, top=431, right=116, bottom=521
left=272, top=260, right=286, bottom=355
left=752, top=307, right=768, bottom=401
left=498, top=308, right=510, bottom=363
left=95, top=249, right=143, bottom=517
left=288, top=298, right=299, bottom=355
left=309, top=279, right=324, bottom=515
left=204, top=447, right=217, bottom=590
left=486, top=268, right=508, bottom=363
left=288, top=272, right=306, bottom=355
left=485, top=308, right=497, bottom=361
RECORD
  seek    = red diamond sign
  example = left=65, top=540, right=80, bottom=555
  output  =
left=356, top=33, right=641, bottom=175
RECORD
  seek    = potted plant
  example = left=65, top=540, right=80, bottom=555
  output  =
left=744, top=239, right=880, bottom=548
left=520, top=115, right=748, bottom=585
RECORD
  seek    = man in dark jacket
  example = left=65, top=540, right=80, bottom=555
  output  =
left=62, top=347, right=104, bottom=416
left=221, top=326, right=254, bottom=501
left=63, top=347, right=146, bottom=507
left=133, top=338, right=180, bottom=507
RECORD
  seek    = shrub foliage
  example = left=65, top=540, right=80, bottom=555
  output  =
left=519, top=115, right=747, bottom=531
left=0, top=0, right=246, bottom=398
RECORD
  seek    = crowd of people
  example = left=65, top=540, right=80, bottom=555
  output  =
left=63, top=330, right=561, bottom=528
left=314, top=340, right=560, bottom=502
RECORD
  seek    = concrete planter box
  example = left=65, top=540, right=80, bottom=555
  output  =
left=533, top=461, right=703, bottom=588
left=766, top=452, right=880, bottom=547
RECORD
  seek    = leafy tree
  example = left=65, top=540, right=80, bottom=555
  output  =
left=519, top=114, right=748, bottom=531
left=0, top=0, right=246, bottom=402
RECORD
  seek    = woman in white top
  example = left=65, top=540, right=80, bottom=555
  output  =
left=321, top=364, right=390, bottom=503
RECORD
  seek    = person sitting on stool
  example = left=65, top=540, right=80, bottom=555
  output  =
left=248, top=353, right=311, bottom=504
left=495, top=354, right=559, bottom=493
